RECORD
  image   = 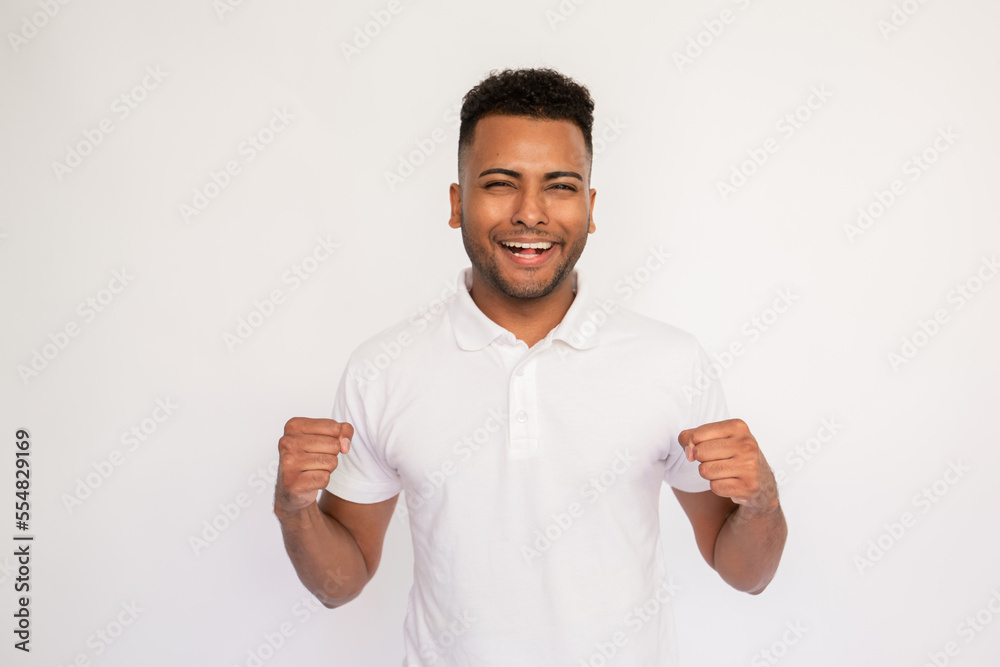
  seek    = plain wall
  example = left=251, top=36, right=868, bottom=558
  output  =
left=2, top=0, right=998, bottom=665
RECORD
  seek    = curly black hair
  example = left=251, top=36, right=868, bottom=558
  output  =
left=457, top=67, right=595, bottom=177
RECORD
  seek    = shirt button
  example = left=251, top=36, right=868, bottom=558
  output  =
left=515, top=368, right=525, bottom=377
left=516, top=411, right=528, bottom=423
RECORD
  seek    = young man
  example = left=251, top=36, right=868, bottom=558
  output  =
left=275, top=68, right=786, bottom=665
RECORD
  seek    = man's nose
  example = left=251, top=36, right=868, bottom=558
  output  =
left=512, top=187, right=546, bottom=227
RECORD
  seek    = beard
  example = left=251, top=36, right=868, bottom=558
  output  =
left=458, top=210, right=588, bottom=300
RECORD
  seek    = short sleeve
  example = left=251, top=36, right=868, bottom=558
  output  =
left=663, top=342, right=731, bottom=492
left=324, top=357, right=403, bottom=504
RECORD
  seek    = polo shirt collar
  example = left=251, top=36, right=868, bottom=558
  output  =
left=449, top=267, right=600, bottom=351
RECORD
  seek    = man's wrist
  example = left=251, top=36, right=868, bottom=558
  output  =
left=734, top=499, right=782, bottom=523
left=273, top=497, right=316, bottom=522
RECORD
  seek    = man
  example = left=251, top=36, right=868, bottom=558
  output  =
left=275, top=68, right=787, bottom=665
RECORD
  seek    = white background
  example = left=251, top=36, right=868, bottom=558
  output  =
left=2, top=0, right=999, bottom=665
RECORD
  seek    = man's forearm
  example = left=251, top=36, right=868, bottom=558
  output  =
left=713, top=503, right=787, bottom=594
left=276, top=503, right=370, bottom=607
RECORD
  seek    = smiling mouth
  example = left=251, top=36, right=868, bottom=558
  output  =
left=498, top=240, right=555, bottom=258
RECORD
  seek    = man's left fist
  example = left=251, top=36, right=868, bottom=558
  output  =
left=678, top=418, right=779, bottom=511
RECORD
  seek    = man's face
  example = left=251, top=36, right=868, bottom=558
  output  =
left=449, top=114, right=597, bottom=300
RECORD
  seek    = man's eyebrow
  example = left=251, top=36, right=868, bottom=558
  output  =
left=479, top=168, right=520, bottom=178
left=544, top=170, right=583, bottom=181
left=478, top=168, right=583, bottom=181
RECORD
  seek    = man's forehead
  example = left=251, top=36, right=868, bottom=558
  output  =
left=471, top=113, right=584, bottom=141
left=464, top=114, right=590, bottom=167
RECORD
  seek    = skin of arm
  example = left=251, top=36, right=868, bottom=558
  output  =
left=672, top=418, right=788, bottom=594
left=276, top=490, right=398, bottom=608
left=275, top=417, right=399, bottom=607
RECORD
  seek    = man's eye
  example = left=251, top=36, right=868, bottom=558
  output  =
left=485, top=181, right=513, bottom=188
left=551, top=183, right=577, bottom=191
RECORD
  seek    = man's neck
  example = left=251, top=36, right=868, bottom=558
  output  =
left=467, top=272, right=577, bottom=348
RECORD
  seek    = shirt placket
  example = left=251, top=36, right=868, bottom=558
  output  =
left=507, top=341, right=545, bottom=459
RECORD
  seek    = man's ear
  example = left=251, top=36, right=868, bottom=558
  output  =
left=588, top=188, right=597, bottom=234
left=448, top=183, right=462, bottom=229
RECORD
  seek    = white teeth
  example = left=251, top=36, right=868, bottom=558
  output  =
left=500, top=241, right=553, bottom=249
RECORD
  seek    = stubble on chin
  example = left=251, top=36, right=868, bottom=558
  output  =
left=458, top=217, right=587, bottom=300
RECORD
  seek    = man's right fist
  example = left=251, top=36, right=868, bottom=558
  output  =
left=275, top=417, right=353, bottom=516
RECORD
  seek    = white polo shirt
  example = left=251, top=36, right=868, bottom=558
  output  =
left=326, top=267, right=729, bottom=666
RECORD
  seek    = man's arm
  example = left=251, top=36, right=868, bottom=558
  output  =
left=274, top=417, right=398, bottom=608
left=673, top=419, right=788, bottom=594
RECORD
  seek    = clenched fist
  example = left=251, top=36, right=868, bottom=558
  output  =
left=275, top=417, right=352, bottom=515
left=678, top=418, right=779, bottom=512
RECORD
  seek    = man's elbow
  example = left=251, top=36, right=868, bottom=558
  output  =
left=317, top=583, right=366, bottom=609
left=718, top=568, right=776, bottom=596
left=308, top=561, right=374, bottom=610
